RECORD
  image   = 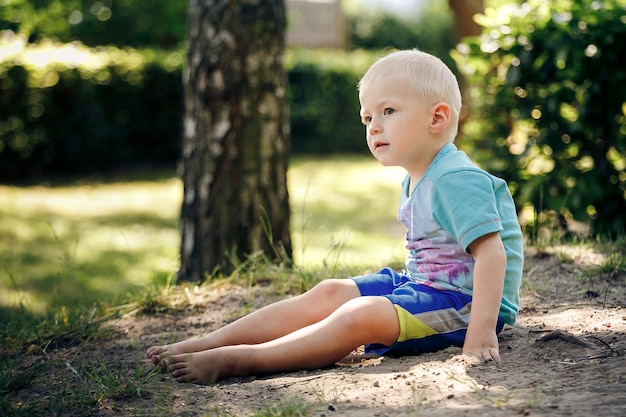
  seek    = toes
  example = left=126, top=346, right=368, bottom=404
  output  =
left=168, top=361, right=187, bottom=373
left=147, top=346, right=166, bottom=361
left=146, top=345, right=160, bottom=355
left=171, top=367, right=188, bottom=379
left=175, top=375, right=194, bottom=383
left=165, top=354, right=184, bottom=366
left=170, top=362, right=192, bottom=382
left=166, top=355, right=189, bottom=373
left=158, top=355, right=175, bottom=370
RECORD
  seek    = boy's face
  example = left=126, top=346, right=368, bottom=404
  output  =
left=359, top=77, right=435, bottom=177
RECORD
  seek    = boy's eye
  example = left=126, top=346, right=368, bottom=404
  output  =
left=383, top=108, right=395, bottom=115
left=361, top=116, right=371, bottom=125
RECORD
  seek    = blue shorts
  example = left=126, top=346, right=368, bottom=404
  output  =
left=352, top=267, right=505, bottom=356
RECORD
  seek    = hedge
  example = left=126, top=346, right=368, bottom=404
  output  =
left=453, top=0, right=626, bottom=235
left=0, top=35, right=377, bottom=180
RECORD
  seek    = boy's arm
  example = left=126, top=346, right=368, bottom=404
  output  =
left=463, top=231, right=506, bottom=362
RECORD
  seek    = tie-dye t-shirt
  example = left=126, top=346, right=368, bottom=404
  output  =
left=398, top=142, right=523, bottom=325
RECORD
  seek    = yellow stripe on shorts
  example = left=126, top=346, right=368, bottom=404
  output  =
left=394, top=304, right=438, bottom=343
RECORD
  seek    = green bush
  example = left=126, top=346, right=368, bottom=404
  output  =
left=0, top=1, right=461, bottom=179
left=287, top=49, right=373, bottom=154
left=0, top=37, right=183, bottom=179
left=0, top=39, right=380, bottom=180
left=0, top=0, right=186, bottom=48
left=347, top=1, right=456, bottom=69
left=455, top=0, right=626, bottom=236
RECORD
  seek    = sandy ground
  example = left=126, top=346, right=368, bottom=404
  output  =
left=8, top=249, right=626, bottom=416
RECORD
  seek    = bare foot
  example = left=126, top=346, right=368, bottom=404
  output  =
left=146, top=344, right=181, bottom=365
left=146, top=338, right=208, bottom=366
left=166, top=348, right=237, bottom=384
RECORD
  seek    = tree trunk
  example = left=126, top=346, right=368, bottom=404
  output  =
left=179, top=0, right=292, bottom=281
left=448, top=0, right=483, bottom=40
left=448, top=0, right=484, bottom=129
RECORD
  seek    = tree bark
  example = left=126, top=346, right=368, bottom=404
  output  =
left=179, top=0, right=292, bottom=281
left=448, top=0, right=484, bottom=41
left=448, top=0, right=484, bottom=129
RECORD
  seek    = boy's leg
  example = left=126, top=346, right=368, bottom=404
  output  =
left=147, top=279, right=361, bottom=364
left=166, top=295, right=400, bottom=384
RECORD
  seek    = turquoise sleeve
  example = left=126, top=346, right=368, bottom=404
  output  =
left=431, top=170, right=503, bottom=253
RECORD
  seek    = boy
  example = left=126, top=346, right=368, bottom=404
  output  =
left=147, top=49, right=524, bottom=384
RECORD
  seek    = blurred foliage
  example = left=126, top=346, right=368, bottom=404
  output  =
left=287, top=49, right=373, bottom=153
left=0, top=0, right=460, bottom=179
left=347, top=1, right=457, bottom=70
left=0, top=0, right=186, bottom=48
left=0, top=33, right=183, bottom=179
left=290, top=2, right=458, bottom=153
left=0, top=34, right=378, bottom=179
left=5, top=0, right=625, bottom=238
left=455, top=0, right=626, bottom=236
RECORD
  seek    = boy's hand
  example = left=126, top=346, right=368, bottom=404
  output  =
left=465, top=232, right=506, bottom=364
left=462, top=326, right=501, bottom=363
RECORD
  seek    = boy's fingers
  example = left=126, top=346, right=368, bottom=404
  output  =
left=484, top=348, right=501, bottom=363
left=463, top=347, right=501, bottom=364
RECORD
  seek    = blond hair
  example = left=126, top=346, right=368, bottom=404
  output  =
left=358, top=50, right=462, bottom=140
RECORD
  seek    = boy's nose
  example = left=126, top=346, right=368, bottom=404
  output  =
left=368, top=120, right=382, bottom=135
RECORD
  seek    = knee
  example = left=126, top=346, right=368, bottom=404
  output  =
left=337, top=297, right=400, bottom=343
left=301, top=279, right=359, bottom=314
left=338, top=297, right=390, bottom=326
left=309, top=279, right=358, bottom=301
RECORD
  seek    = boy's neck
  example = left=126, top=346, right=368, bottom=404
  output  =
left=407, top=140, right=452, bottom=187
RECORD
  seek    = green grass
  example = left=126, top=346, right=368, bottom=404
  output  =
left=0, top=156, right=406, bottom=319
left=0, top=174, right=181, bottom=317
left=289, top=155, right=406, bottom=267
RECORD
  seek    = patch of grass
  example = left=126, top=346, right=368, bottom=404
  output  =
left=588, top=252, right=626, bottom=276
left=251, top=399, right=314, bottom=417
left=0, top=175, right=182, bottom=318
left=0, top=395, right=35, bottom=417
left=289, top=155, right=406, bottom=269
left=67, top=356, right=158, bottom=400
left=0, top=352, right=42, bottom=395
left=129, top=274, right=177, bottom=315
left=1, top=346, right=159, bottom=417
left=204, top=405, right=233, bottom=417
left=1, top=156, right=406, bottom=321
left=0, top=304, right=120, bottom=358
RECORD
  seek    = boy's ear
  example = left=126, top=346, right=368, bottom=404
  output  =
left=429, top=102, right=450, bottom=134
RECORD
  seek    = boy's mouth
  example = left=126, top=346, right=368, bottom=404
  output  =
left=374, top=141, right=389, bottom=149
